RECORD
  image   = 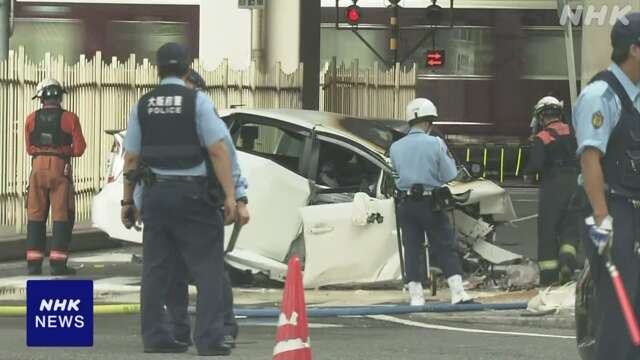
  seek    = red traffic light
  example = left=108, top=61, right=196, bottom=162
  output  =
left=426, top=50, right=445, bottom=67
left=345, top=5, right=362, bottom=25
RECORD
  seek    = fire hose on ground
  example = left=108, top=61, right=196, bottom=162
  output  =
left=0, top=301, right=528, bottom=317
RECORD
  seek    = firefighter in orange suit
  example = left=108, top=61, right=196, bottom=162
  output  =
left=25, top=79, right=86, bottom=275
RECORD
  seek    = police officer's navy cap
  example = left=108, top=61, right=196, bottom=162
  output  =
left=156, top=42, right=190, bottom=67
left=611, top=12, right=640, bottom=48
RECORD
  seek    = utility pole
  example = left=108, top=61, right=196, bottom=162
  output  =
left=301, top=0, right=320, bottom=110
left=389, top=2, right=400, bottom=65
left=0, top=0, right=10, bottom=61
left=251, top=8, right=265, bottom=71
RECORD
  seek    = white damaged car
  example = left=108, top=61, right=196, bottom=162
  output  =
left=92, top=109, right=518, bottom=288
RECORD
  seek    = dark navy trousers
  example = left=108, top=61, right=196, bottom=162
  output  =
left=140, top=180, right=225, bottom=353
left=585, top=196, right=640, bottom=360
left=166, top=261, right=238, bottom=342
left=397, top=197, right=462, bottom=283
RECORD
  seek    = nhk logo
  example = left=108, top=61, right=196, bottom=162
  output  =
left=559, top=4, right=632, bottom=26
left=35, top=299, right=85, bottom=329
left=27, top=280, right=93, bottom=347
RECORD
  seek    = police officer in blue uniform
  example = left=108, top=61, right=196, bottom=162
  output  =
left=164, top=69, right=248, bottom=350
left=572, top=13, right=640, bottom=360
left=121, top=43, right=236, bottom=356
left=390, top=98, right=473, bottom=306
left=524, top=96, right=580, bottom=286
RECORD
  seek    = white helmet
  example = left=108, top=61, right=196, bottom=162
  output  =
left=33, top=78, right=65, bottom=100
left=405, top=98, right=438, bottom=123
left=534, top=96, right=563, bottom=116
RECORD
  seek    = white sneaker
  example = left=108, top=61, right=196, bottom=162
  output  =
left=447, top=275, right=474, bottom=304
left=408, top=281, right=425, bottom=306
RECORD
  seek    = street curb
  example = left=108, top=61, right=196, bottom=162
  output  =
left=413, top=310, right=576, bottom=330
left=0, top=228, right=122, bottom=262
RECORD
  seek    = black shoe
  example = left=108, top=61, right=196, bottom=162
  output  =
left=144, top=340, right=189, bottom=354
left=28, top=263, right=42, bottom=276
left=175, top=334, right=193, bottom=347
left=50, top=266, right=77, bottom=276
left=198, top=343, right=232, bottom=356
left=223, top=335, right=236, bottom=349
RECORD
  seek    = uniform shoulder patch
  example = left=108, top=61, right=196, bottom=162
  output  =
left=592, top=111, right=604, bottom=129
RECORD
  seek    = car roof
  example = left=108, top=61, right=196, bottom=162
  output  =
left=219, top=108, right=407, bottom=156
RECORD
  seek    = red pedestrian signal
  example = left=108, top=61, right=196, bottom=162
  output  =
left=345, top=5, right=362, bottom=25
left=426, top=50, right=445, bottom=67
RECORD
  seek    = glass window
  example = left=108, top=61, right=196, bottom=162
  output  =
left=10, top=19, right=85, bottom=63
left=403, top=27, right=495, bottom=76
left=321, top=27, right=388, bottom=69
left=233, top=122, right=306, bottom=175
left=105, top=21, right=190, bottom=64
left=316, top=140, right=380, bottom=194
left=522, top=28, right=582, bottom=78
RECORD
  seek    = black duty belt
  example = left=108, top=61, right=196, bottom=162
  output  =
left=397, top=190, right=433, bottom=202
left=154, top=175, right=207, bottom=183
left=32, top=152, right=70, bottom=161
left=609, top=189, right=640, bottom=208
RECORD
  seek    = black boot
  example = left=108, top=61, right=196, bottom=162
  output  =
left=50, top=221, right=75, bottom=275
left=27, top=261, right=43, bottom=275
left=50, top=260, right=77, bottom=276
left=539, top=269, right=559, bottom=287
left=558, top=252, right=577, bottom=285
left=26, top=222, right=46, bottom=276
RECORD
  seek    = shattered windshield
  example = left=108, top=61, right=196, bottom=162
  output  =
left=336, top=117, right=407, bottom=151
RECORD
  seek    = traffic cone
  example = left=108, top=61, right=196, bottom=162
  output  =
left=273, top=256, right=312, bottom=360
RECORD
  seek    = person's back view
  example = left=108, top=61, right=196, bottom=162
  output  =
left=121, top=42, right=237, bottom=356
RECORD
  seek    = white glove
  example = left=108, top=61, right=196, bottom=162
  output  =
left=585, top=215, right=613, bottom=255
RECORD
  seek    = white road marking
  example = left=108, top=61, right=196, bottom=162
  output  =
left=369, top=315, right=575, bottom=340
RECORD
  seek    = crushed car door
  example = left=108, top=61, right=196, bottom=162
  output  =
left=300, top=133, right=400, bottom=288
left=224, top=117, right=312, bottom=263
left=300, top=194, right=399, bottom=288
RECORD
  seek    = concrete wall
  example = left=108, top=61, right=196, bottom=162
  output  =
left=199, top=0, right=300, bottom=72
left=199, top=0, right=251, bottom=70
left=580, top=0, right=640, bottom=86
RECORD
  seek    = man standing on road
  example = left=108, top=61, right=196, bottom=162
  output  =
left=25, top=79, right=86, bottom=276
left=390, top=97, right=474, bottom=306
left=121, top=43, right=235, bottom=356
left=524, top=96, right=580, bottom=286
left=572, top=13, right=640, bottom=360
left=164, top=69, right=249, bottom=349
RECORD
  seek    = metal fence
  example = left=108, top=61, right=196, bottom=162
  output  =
left=0, top=47, right=304, bottom=234
left=320, top=57, right=417, bottom=120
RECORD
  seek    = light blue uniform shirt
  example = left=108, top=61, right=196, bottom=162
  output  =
left=389, top=128, right=458, bottom=191
left=573, top=63, right=640, bottom=156
left=125, top=77, right=247, bottom=208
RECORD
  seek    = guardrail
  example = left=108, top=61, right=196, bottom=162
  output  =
left=450, top=143, right=531, bottom=184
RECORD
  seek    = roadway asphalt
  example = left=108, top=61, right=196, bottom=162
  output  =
left=0, top=313, right=578, bottom=360
left=0, top=187, right=584, bottom=360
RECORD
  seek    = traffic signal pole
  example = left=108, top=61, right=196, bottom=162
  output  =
left=0, top=0, right=10, bottom=61
left=301, top=0, right=320, bottom=110
left=390, top=4, right=399, bottom=64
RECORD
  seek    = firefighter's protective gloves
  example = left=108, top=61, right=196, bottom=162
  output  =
left=586, top=215, right=613, bottom=255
